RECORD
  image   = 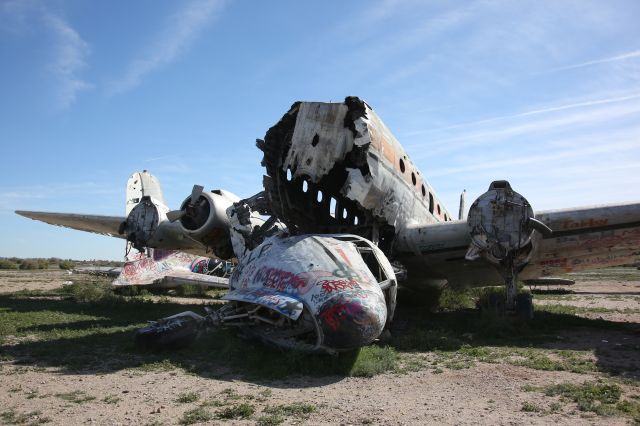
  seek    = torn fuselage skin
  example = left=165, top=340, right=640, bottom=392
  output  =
left=259, top=97, right=453, bottom=259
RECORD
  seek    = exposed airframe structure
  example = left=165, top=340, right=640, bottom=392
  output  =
left=16, top=97, right=640, bottom=353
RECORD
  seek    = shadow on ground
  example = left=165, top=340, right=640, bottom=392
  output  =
left=1, top=291, right=638, bottom=385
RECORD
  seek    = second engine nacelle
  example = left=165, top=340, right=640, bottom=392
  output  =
left=176, top=189, right=240, bottom=259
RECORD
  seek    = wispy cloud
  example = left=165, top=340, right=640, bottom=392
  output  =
left=406, top=92, right=640, bottom=158
left=44, top=13, right=92, bottom=109
left=0, top=2, right=91, bottom=109
left=404, top=92, right=640, bottom=136
left=110, top=0, right=225, bottom=95
left=549, top=49, right=640, bottom=73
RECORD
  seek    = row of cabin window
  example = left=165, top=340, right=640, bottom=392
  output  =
left=398, top=157, right=449, bottom=221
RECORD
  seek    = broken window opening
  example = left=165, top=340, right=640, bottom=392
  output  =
left=411, top=172, right=416, bottom=186
left=342, top=208, right=348, bottom=219
left=429, top=193, right=434, bottom=214
left=330, top=198, right=337, bottom=218
left=437, top=204, right=441, bottom=215
left=399, top=159, right=405, bottom=173
left=421, top=184, right=426, bottom=197
left=316, top=190, right=323, bottom=203
left=354, top=216, right=359, bottom=225
left=302, top=180, right=308, bottom=193
left=286, top=168, right=293, bottom=182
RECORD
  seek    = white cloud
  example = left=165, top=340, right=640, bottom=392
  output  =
left=0, top=2, right=91, bottom=109
left=404, top=92, right=640, bottom=137
left=549, top=49, right=640, bottom=73
left=110, top=0, right=225, bottom=95
left=44, top=13, right=93, bottom=109
left=405, top=93, right=640, bottom=159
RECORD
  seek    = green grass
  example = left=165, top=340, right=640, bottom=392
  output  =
left=521, top=401, right=541, bottom=412
left=217, top=402, right=255, bottom=419
left=0, top=276, right=637, bottom=382
left=179, top=407, right=212, bottom=425
left=256, top=414, right=285, bottom=426
left=54, top=390, right=95, bottom=404
left=537, top=304, right=640, bottom=315
left=564, top=267, right=639, bottom=282
left=174, top=284, right=208, bottom=298
left=264, top=402, right=316, bottom=418
left=102, top=395, right=121, bottom=404
left=541, top=382, right=632, bottom=417
left=0, top=409, right=50, bottom=425
left=525, top=381, right=640, bottom=421
left=176, top=392, right=199, bottom=404
left=349, top=345, right=398, bottom=377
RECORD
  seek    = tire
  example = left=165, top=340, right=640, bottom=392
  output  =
left=134, top=316, right=201, bottom=351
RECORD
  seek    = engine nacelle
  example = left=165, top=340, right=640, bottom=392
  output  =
left=177, top=189, right=239, bottom=259
left=122, top=196, right=165, bottom=251
left=464, top=180, right=553, bottom=313
left=465, top=180, right=535, bottom=266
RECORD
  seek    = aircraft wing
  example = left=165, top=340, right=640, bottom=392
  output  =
left=15, top=211, right=126, bottom=238
left=397, top=202, right=640, bottom=289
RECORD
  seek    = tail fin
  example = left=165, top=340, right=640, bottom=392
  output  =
left=125, top=170, right=167, bottom=260
left=126, top=170, right=167, bottom=215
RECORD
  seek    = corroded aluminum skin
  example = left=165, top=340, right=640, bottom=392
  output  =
left=224, top=234, right=390, bottom=350
left=283, top=101, right=453, bottom=232
left=398, top=202, right=640, bottom=289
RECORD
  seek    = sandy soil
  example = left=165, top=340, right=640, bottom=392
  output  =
left=0, top=270, right=72, bottom=294
left=1, top=271, right=639, bottom=426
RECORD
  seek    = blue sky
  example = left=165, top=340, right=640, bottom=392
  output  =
left=1, top=0, right=639, bottom=260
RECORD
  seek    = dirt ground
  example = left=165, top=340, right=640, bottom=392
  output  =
left=1, top=269, right=639, bottom=425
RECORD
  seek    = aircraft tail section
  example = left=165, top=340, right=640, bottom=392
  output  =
left=126, top=170, right=167, bottom=215
left=125, top=171, right=168, bottom=260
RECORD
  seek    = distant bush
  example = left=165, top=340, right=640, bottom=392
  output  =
left=58, top=260, right=76, bottom=270
left=19, top=260, right=39, bottom=270
left=61, top=281, right=118, bottom=304
left=0, top=259, right=19, bottom=270
left=37, top=260, right=49, bottom=269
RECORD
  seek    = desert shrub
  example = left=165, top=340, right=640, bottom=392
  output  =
left=58, top=260, right=76, bottom=270
left=0, top=259, right=19, bottom=270
left=61, top=281, right=118, bottom=303
left=19, top=260, right=39, bottom=270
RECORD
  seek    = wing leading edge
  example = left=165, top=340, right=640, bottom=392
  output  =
left=15, top=211, right=126, bottom=239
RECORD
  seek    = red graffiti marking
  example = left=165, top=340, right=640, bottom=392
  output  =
left=560, top=218, right=608, bottom=229
left=577, top=228, right=640, bottom=251
left=320, top=279, right=359, bottom=294
left=319, top=302, right=365, bottom=332
left=539, top=258, right=568, bottom=267
left=123, top=257, right=156, bottom=277
left=255, top=267, right=307, bottom=292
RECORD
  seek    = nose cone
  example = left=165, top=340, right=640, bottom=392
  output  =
left=318, top=290, right=387, bottom=350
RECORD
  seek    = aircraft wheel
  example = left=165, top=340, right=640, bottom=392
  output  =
left=134, top=316, right=200, bottom=351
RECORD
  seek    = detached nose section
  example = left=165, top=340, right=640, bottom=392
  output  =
left=317, top=290, right=387, bottom=350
